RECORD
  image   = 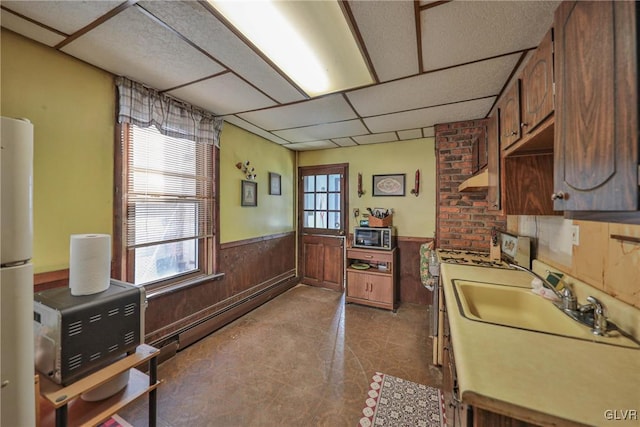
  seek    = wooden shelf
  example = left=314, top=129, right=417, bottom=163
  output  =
left=39, top=344, right=160, bottom=427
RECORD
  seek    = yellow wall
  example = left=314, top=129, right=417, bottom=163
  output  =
left=1, top=29, right=295, bottom=272
left=219, top=124, right=296, bottom=243
left=1, top=29, right=115, bottom=273
left=298, top=139, right=436, bottom=238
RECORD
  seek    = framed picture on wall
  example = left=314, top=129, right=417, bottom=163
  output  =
left=241, top=180, right=257, bottom=206
left=269, top=172, right=281, bottom=195
left=372, top=174, right=406, bottom=196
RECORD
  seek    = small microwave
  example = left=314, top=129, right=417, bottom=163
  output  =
left=353, top=227, right=396, bottom=250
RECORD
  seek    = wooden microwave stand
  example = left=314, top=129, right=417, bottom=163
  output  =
left=346, top=247, right=397, bottom=312
left=38, top=344, right=160, bottom=427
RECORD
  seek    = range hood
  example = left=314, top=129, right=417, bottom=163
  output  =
left=458, top=168, right=488, bottom=192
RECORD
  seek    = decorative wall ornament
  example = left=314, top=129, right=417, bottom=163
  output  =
left=357, top=172, right=365, bottom=198
left=372, top=174, right=406, bottom=196
left=236, top=160, right=256, bottom=180
left=410, top=169, right=420, bottom=197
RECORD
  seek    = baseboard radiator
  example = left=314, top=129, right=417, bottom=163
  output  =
left=151, top=272, right=298, bottom=355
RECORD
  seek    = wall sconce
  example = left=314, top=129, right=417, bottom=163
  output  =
left=236, top=160, right=256, bottom=180
left=410, top=169, right=420, bottom=197
left=357, top=173, right=365, bottom=198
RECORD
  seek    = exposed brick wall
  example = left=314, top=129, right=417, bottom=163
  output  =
left=436, top=120, right=506, bottom=250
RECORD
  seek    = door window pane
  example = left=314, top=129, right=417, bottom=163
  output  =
left=303, top=176, right=315, bottom=192
left=328, top=174, right=341, bottom=192
left=328, top=212, right=340, bottom=230
left=315, top=175, right=328, bottom=192
left=303, top=194, right=315, bottom=210
left=328, top=193, right=340, bottom=210
left=304, top=211, right=315, bottom=228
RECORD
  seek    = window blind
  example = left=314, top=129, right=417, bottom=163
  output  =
left=125, top=125, right=213, bottom=249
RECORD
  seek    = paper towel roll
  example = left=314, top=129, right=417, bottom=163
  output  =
left=69, top=234, right=111, bottom=296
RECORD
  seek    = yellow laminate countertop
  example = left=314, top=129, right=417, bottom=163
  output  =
left=440, top=263, right=640, bottom=427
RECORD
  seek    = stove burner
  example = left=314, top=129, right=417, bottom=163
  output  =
left=439, top=256, right=469, bottom=264
left=471, top=259, right=505, bottom=267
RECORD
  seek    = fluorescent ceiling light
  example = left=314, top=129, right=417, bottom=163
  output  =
left=209, top=0, right=374, bottom=97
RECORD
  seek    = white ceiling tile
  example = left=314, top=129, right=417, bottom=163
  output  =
left=0, top=9, right=65, bottom=47
left=223, top=116, right=291, bottom=145
left=364, top=97, right=495, bottom=134
left=273, top=120, right=368, bottom=143
left=332, top=137, right=357, bottom=147
left=422, top=127, right=435, bottom=138
left=420, top=1, right=559, bottom=70
left=398, top=129, right=424, bottom=140
left=61, top=7, right=225, bottom=91
left=346, top=53, right=519, bottom=118
left=353, top=132, right=398, bottom=145
left=238, top=94, right=357, bottom=130
left=139, top=1, right=304, bottom=104
left=349, top=1, right=419, bottom=82
left=1, top=1, right=121, bottom=35
left=168, top=73, right=276, bottom=116
left=285, top=141, right=338, bottom=151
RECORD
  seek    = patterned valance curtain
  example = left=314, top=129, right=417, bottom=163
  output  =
left=115, top=76, right=223, bottom=147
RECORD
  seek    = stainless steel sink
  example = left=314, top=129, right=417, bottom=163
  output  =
left=452, top=280, right=640, bottom=349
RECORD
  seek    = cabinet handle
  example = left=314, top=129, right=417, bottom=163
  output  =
left=364, top=255, right=373, bottom=259
left=520, top=122, right=528, bottom=128
left=503, top=130, right=517, bottom=137
left=551, top=191, right=567, bottom=201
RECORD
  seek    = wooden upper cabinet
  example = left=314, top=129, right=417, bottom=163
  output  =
left=498, top=80, right=521, bottom=150
left=521, top=29, right=554, bottom=133
left=554, top=1, right=638, bottom=211
left=486, top=111, right=501, bottom=211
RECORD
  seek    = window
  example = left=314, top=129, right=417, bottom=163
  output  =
left=120, top=123, right=215, bottom=286
left=302, top=173, right=342, bottom=230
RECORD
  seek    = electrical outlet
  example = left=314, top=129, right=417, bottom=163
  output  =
left=571, top=225, right=580, bottom=245
left=353, top=208, right=360, bottom=218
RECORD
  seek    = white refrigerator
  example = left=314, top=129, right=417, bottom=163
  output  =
left=1, top=116, right=36, bottom=426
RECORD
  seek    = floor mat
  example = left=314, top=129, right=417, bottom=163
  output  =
left=359, top=372, right=447, bottom=427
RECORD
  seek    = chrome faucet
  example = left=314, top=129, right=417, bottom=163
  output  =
left=582, top=296, right=608, bottom=336
left=509, top=263, right=576, bottom=311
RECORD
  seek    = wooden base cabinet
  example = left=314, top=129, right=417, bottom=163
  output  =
left=345, top=247, right=397, bottom=312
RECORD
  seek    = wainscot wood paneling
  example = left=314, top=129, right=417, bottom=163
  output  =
left=33, top=232, right=298, bottom=348
left=397, top=237, right=433, bottom=306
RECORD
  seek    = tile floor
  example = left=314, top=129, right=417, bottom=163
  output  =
left=119, top=284, right=443, bottom=426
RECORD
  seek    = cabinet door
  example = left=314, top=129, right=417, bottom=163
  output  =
left=521, top=29, right=554, bottom=132
left=346, top=271, right=369, bottom=300
left=499, top=80, right=521, bottom=150
left=367, top=274, right=393, bottom=304
left=554, top=1, right=638, bottom=211
left=486, top=111, right=501, bottom=211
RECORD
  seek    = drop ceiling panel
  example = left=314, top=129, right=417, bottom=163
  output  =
left=1, top=1, right=121, bottom=35
left=349, top=1, right=419, bottom=82
left=332, top=137, right=357, bottom=147
left=398, top=129, right=424, bottom=140
left=286, top=141, right=338, bottom=151
left=423, top=127, right=435, bottom=138
left=61, top=7, right=225, bottom=91
left=238, top=94, right=357, bottom=130
left=223, top=116, right=291, bottom=146
left=364, top=97, right=495, bottom=134
left=353, top=132, right=398, bottom=145
left=0, top=9, right=65, bottom=47
left=347, top=53, right=519, bottom=118
left=273, top=120, right=368, bottom=143
left=421, top=1, right=559, bottom=70
left=168, top=73, right=276, bottom=116
left=139, top=1, right=304, bottom=104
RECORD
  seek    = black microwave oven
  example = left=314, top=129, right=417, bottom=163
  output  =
left=353, top=227, right=396, bottom=250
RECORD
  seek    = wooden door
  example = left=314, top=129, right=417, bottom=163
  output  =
left=499, top=80, right=522, bottom=150
left=486, top=111, right=501, bottom=211
left=554, top=1, right=638, bottom=211
left=368, top=275, right=392, bottom=304
left=299, top=164, right=348, bottom=292
left=521, top=28, right=554, bottom=133
left=346, top=271, right=369, bottom=300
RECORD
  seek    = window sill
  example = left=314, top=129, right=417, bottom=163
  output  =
left=145, top=272, right=225, bottom=300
